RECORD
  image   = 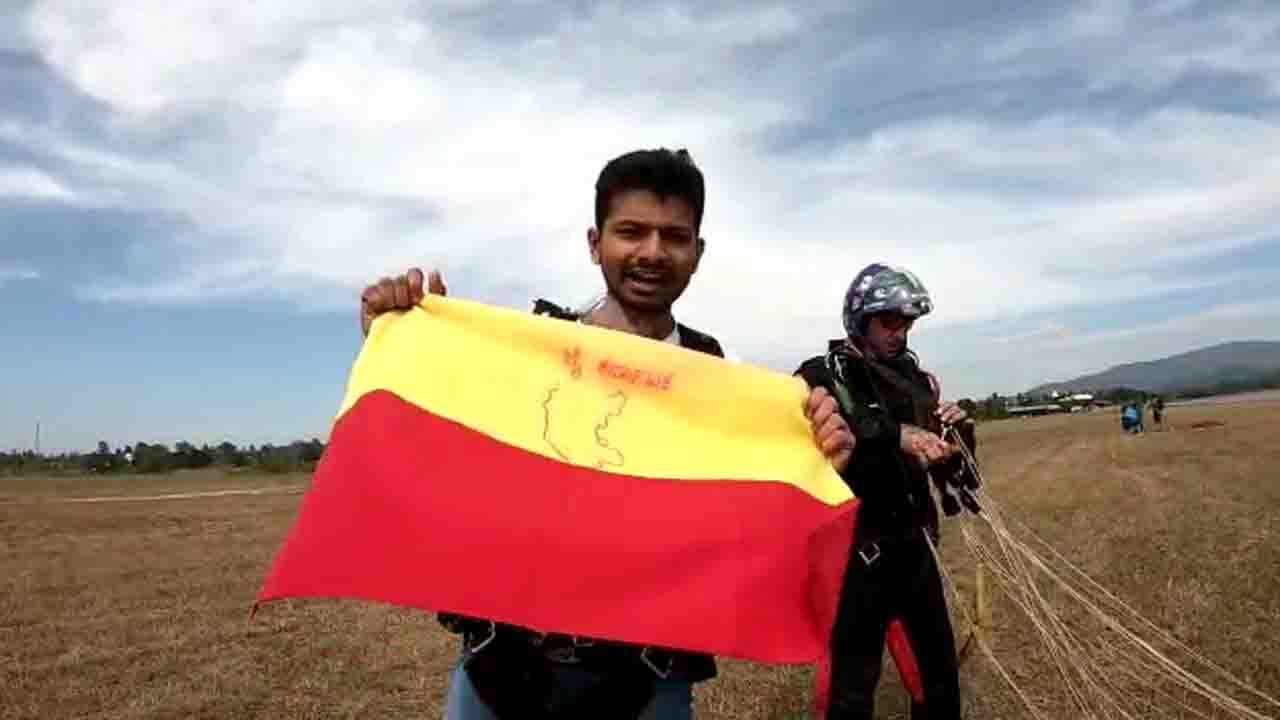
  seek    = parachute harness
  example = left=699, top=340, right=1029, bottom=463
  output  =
left=926, top=424, right=1280, bottom=720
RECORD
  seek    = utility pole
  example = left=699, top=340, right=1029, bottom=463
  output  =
left=35, top=422, right=40, bottom=455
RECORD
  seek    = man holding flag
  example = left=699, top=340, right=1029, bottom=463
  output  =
left=353, top=148, right=857, bottom=719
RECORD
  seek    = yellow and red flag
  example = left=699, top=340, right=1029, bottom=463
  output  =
left=256, top=295, right=858, bottom=698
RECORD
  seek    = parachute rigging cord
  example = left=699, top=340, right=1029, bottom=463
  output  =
left=931, top=424, right=1279, bottom=720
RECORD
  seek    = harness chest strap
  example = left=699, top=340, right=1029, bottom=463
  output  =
left=460, top=621, right=679, bottom=677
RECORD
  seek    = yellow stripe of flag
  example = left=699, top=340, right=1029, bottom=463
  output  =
left=343, top=296, right=853, bottom=506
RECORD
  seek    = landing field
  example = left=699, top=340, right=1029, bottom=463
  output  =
left=4, top=401, right=1277, bottom=718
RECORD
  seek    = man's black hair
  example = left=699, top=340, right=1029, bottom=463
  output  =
left=594, top=148, right=705, bottom=233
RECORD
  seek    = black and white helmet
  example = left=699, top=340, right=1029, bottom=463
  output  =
left=842, top=263, right=933, bottom=338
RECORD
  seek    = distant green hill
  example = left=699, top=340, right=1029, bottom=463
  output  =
left=1027, top=341, right=1280, bottom=397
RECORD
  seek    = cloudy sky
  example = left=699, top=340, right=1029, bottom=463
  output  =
left=3, top=0, right=1279, bottom=452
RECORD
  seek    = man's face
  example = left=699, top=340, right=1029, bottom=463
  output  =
left=863, top=313, right=914, bottom=360
left=588, top=189, right=702, bottom=313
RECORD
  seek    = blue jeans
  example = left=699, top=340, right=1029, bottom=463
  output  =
left=443, top=653, right=695, bottom=719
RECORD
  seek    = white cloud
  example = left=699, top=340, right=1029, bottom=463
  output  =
left=25, top=3, right=410, bottom=118
left=1149, top=9, right=1280, bottom=96
left=0, top=265, right=40, bottom=286
left=992, top=1, right=1280, bottom=97
left=0, top=165, right=74, bottom=202
left=1068, top=0, right=1133, bottom=40
left=909, top=296, right=1280, bottom=399
left=674, top=108, right=1280, bottom=366
left=992, top=322, right=1074, bottom=345
left=1026, top=299, right=1280, bottom=390
left=16, top=2, right=798, bottom=304
left=11, top=0, right=1280, bottom=397
left=1042, top=297, right=1280, bottom=354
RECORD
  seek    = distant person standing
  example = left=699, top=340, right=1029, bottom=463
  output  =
left=1121, top=403, right=1143, bottom=434
left=1150, top=396, right=1165, bottom=430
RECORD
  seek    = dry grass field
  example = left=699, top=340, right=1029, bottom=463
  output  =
left=3, top=398, right=1278, bottom=719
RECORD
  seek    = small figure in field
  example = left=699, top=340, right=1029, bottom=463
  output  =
left=1149, top=396, right=1165, bottom=430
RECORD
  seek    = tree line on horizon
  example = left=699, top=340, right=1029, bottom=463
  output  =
left=0, top=392, right=1135, bottom=476
left=4, top=372, right=1277, bottom=477
left=958, top=386, right=1156, bottom=421
left=1, top=438, right=326, bottom=477
left=963, top=369, right=1280, bottom=421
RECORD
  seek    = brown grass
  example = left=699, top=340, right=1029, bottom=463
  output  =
left=3, top=404, right=1278, bottom=719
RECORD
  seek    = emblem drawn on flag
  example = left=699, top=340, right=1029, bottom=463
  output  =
left=541, top=342, right=677, bottom=471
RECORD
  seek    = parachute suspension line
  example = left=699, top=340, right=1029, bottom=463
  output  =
left=925, top=528, right=1051, bottom=720
left=962, top=496, right=1266, bottom=720
left=938, top=425, right=1279, bottom=720
left=965, top=496, right=1127, bottom=717
left=998, top=507, right=1280, bottom=714
left=965, top=492, right=1274, bottom=720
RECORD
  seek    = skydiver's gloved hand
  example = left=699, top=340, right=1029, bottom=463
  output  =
left=900, top=424, right=954, bottom=468
left=903, top=422, right=979, bottom=516
left=934, top=400, right=968, bottom=427
left=938, top=418, right=982, bottom=515
left=359, top=266, right=448, bottom=336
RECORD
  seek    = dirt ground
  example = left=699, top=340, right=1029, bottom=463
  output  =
left=3, top=402, right=1278, bottom=719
